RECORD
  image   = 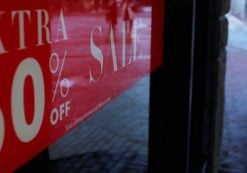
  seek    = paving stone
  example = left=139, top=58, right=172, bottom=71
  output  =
left=48, top=76, right=149, bottom=172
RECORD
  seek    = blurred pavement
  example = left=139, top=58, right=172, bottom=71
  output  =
left=220, top=14, right=247, bottom=173
left=49, top=76, right=149, bottom=173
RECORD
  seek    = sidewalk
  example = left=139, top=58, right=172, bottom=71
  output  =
left=48, top=76, right=150, bottom=173
left=219, top=14, right=247, bottom=173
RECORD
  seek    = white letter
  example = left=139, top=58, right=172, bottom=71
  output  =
left=50, top=108, right=59, bottom=126
left=122, top=21, right=127, bottom=68
left=0, top=11, right=7, bottom=54
left=56, top=9, right=69, bottom=42
left=128, top=20, right=142, bottom=65
left=89, top=26, right=104, bottom=82
left=12, top=10, right=31, bottom=50
left=59, top=104, right=65, bottom=121
left=132, top=19, right=142, bottom=61
left=110, top=25, right=118, bottom=72
left=11, top=58, right=45, bottom=142
left=65, top=101, right=70, bottom=117
left=0, top=39, right=7, bottom=54
left=0, top=109, right=5, bottom=151
left=36, top=9, right=51, bottom=46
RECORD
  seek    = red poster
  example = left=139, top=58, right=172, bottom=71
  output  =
left=0, top=0, right=163, bottom=172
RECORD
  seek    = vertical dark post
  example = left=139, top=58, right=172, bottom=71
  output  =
left=188, top=0, right=230, bottom=173
left=149, top=0, right=230, bottom=172
left=148, top=0, right=195, bottom=172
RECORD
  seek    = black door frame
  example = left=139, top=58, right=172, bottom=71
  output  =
left=148, top=0, right=229, bottom=173
left=148, top=0, right=196, bottom=172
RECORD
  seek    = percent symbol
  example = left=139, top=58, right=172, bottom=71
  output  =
left=49, top=51, right=70, bottom=102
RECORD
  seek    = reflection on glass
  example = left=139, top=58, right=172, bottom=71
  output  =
left=49, top=0, right=152, bottom=172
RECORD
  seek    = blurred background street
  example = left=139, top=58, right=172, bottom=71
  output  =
left=219, top=12, right=247, bottom=173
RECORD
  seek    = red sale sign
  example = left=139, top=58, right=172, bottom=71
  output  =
left=0, top=0, right=163, bottom=172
